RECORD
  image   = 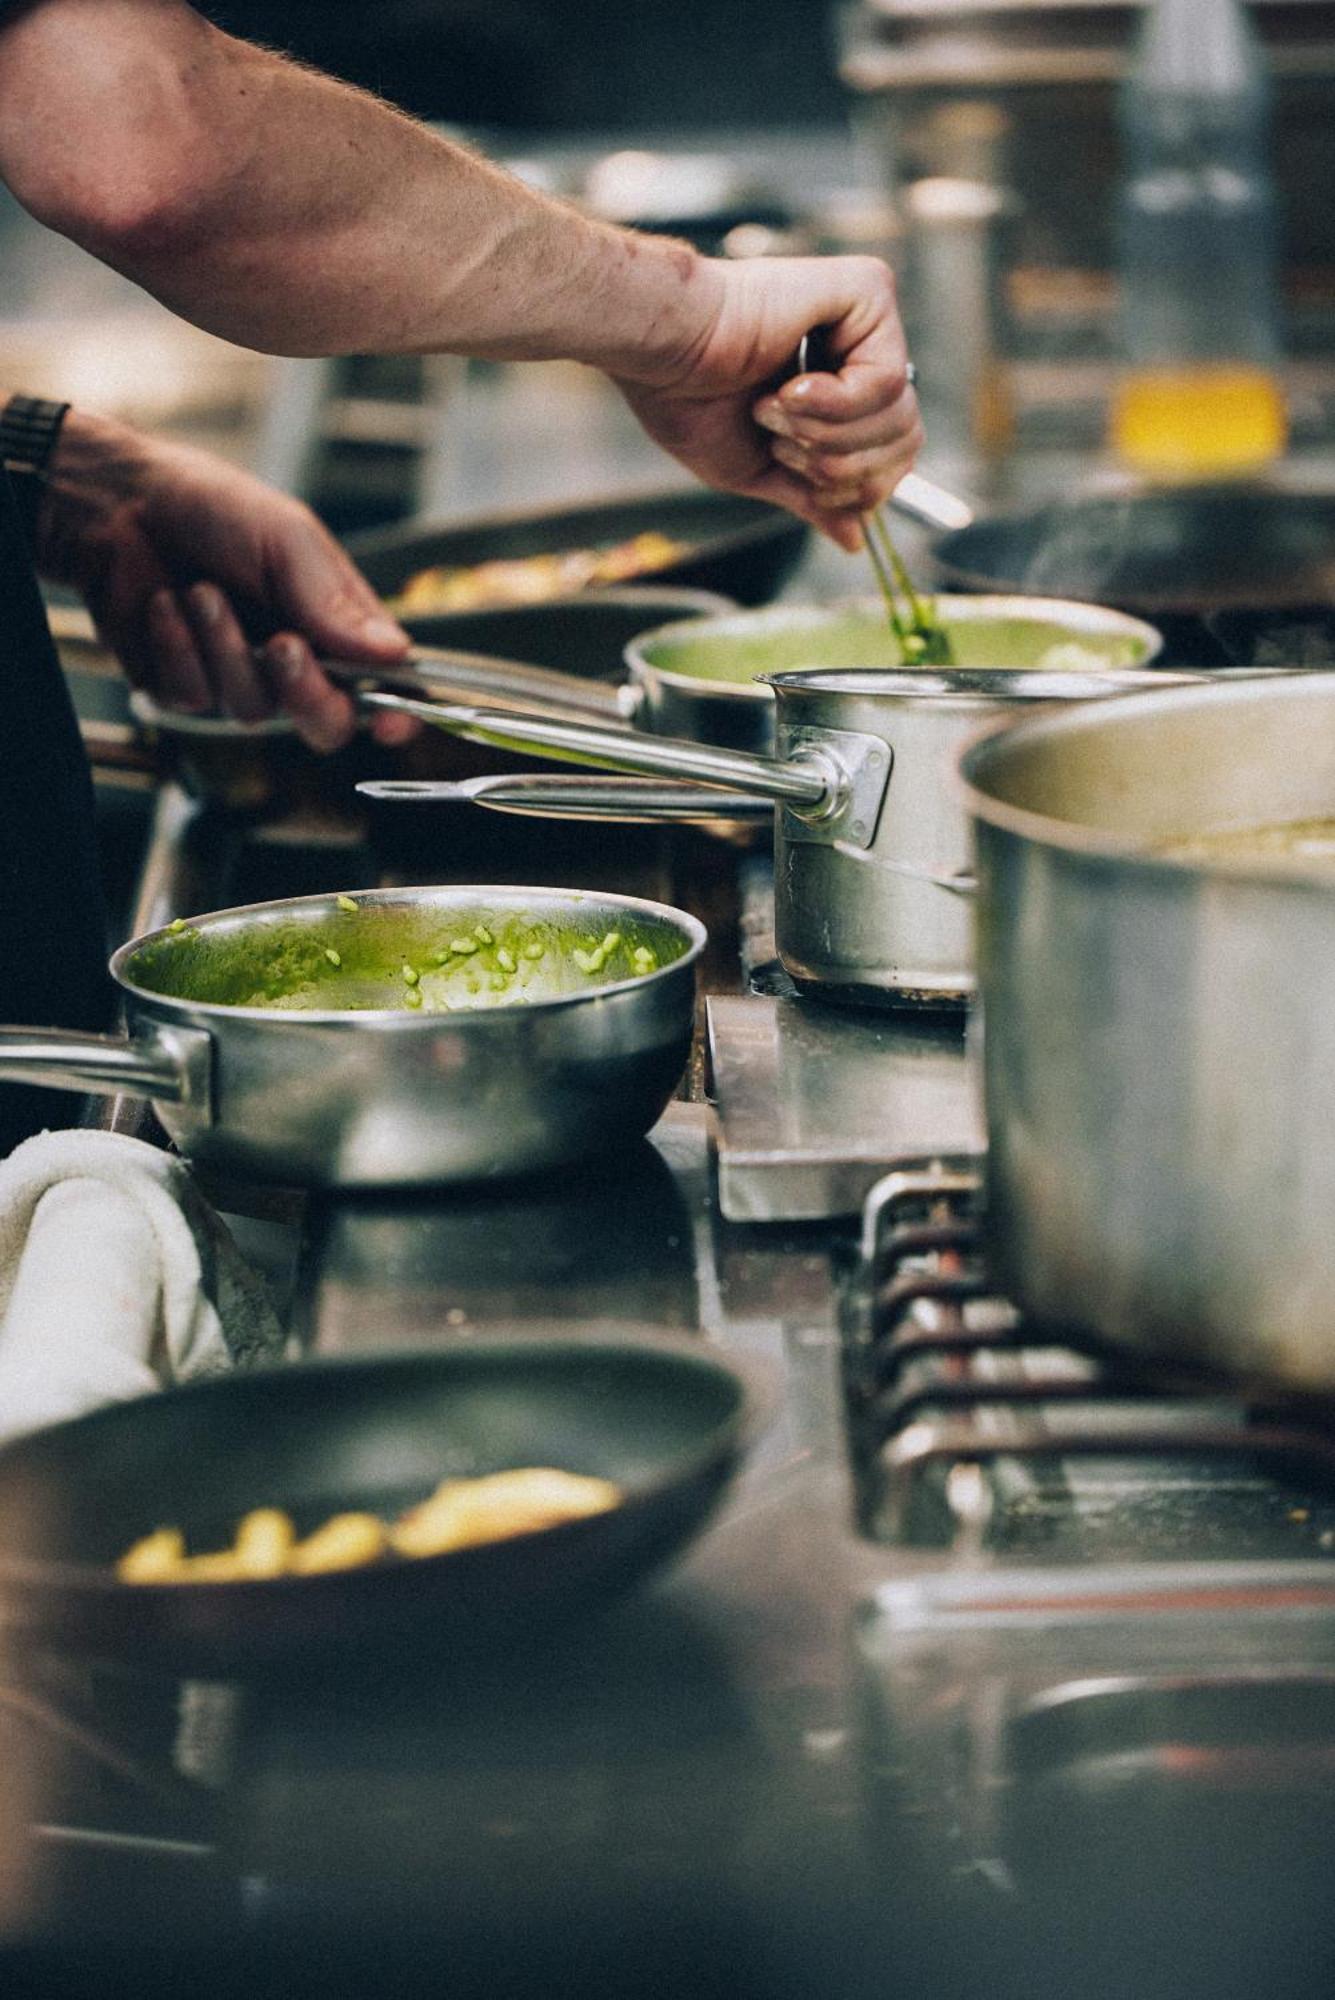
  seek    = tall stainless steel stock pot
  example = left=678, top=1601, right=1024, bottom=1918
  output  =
left=958, top=670, right=1335, bottom=1392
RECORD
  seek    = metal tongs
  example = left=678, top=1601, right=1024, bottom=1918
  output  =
left=792, top=331, right=956, bottom=668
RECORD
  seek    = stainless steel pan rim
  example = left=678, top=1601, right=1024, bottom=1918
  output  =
left=763, top=664, right=1191, bottom=708
left=113, top=883, right=707, bottom=1027
left=625, top=593, right=1164, bottom=708
left=956, top=671, right=1335, bottom=884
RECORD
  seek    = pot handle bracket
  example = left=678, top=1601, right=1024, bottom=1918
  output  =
left=0, top=1021, right=214, bottom=1115
left=777, top=726, right=893, bottom=851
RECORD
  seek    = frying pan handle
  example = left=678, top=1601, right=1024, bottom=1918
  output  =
left=361, top=773, right=776, bottom=822
left=0, top=1023, right=212, bottom=1110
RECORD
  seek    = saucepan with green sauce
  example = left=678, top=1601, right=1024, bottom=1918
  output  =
left=355, top=595, right=1163, bottom=764
left=0, top=887, right=704, bottom=1186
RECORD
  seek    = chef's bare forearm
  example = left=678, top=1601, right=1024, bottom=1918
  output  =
left=0, top=0, right=720, bottom=379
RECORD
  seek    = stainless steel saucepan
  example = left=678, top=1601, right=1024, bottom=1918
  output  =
left=356, top=666, right=1193, bottom=1008
left=0, top=887, right=704, bottom=1187
left=958, top=671, right=1335, bottom=1392
left=328, top=595, right=1164, bottom=756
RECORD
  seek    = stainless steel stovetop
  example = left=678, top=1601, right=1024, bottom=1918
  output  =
left=4, top=795, right=1335, bottom=2000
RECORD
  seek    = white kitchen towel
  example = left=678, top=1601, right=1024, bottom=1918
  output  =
left=0, top=1129, right=284, bottom=1444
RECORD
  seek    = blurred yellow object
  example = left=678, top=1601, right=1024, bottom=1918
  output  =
left=233, top=1507, right=298, bottom=1578
left=1109, top=365, right=1287, bottom=479
left=290, top=1512, right=388, bottom=1575
left=117, top=1526, right=186, bottom=1582
left=115, top=1467, right=622, bottom=1583
left=393, top=1468, right=622, bottom=1558
left=390, top=532, right=690, bottom=615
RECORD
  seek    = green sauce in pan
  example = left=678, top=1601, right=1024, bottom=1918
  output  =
left=127, top=905, right=685, bottom=1014
left=646, top=611, right=1148, bottom=684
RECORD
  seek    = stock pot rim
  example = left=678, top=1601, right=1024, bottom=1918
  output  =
left=955, top=672, right=1335, bottom=890
left=109, top=884, right=707, bottom=1028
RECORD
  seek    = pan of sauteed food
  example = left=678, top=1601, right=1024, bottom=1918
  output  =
left=0, top=886, right=705, bottom=1187
left=0, top=1339, right=757, bottom=1674
left=347, top=485, right=810, bottom=623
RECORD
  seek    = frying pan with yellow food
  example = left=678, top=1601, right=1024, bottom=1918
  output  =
left=0, top=1340, right=758, bottom=1677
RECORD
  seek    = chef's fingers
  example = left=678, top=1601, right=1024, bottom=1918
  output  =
left=260, top=635, right=361, bottom=754
left=754, top=384, right=922, bottom=457
left=184, top=583, right=277, bottom=723
left=145, top=589, right=213, bottom=713
left=260, top=638, right=419, bottom=752
left=264, top=502, right=412, bottom=667
left=767, top=321, right=913, bottom=429
left=769, top=434, right=923, bottom=502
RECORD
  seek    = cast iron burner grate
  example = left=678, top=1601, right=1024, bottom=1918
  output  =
left=843, top=1165, right=1335, bottom=1559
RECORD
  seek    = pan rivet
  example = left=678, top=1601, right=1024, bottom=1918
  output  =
left=851, top=820, right=866, bottom=838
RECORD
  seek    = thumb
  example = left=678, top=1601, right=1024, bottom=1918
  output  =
left=267, top=511, right=410, bottom=663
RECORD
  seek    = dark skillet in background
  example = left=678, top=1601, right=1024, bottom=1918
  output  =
left=931, top=486, right=1335, bottom=667
left=347, top=486, right=809, bottom=618
left=0, top=1340, right=758, bottom=1680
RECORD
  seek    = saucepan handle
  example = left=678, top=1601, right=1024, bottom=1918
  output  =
left=360, top=773, right=776, bottom=822
left=0, top=1023, right=213, bottom=1110
left=352, top=690, right=834, bottom=810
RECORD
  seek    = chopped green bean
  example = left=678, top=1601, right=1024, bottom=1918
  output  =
left=523, top=940, right=545, bottom=960
left=168, top=917, right=188, bottom=934
left=473, top=925, right=493, bottom=946
left=324, top=948, right=342, bottom=968
left=450, top=938, right=478, bottom=955
left=404, top=987, right=423, bottom=1010
left=496, top=948, right=516, bottom=973
left=573, top=947, right=604, bottom=975
left=600, top=931, right=621, bottom=955
left=336, top=895, right=358, bottom=914
left=402, top=964, right=419, bottom=986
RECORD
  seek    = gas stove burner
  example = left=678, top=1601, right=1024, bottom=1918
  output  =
left=747, top=958, right=798, bottom=1000
left=843, top=1166, right=1335, bottom=1560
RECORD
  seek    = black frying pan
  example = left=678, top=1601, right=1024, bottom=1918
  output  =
left=347, top=486, right=809, bottom=617
left=0, top=1339, right=757, bottom=1679
left=931, top=486, right=1335, bottom=667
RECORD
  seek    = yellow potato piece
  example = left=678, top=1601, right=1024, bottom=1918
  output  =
left=116, top=1527, right=186, bottom=1583
left=289, top=1512, right=389, bottom=1575
left=392, top=1468, right=621, bottom=1558
left=176, top=1551, right=247, bottom=1582
left=115, top=1470, right=622, bottom=1581
left=232, top=1507, right=297, bottom=1579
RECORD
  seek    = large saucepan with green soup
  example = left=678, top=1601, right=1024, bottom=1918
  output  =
left=613, top=594, right=1164, bottom=755
left=0, top=888, right=704, bottom=1186
left=345, top=595, right=1163, bottom=758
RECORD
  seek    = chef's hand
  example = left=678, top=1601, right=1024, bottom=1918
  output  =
left=614, top=254, right=922, bottom=555
left=35, top=409, right=416, bottom=752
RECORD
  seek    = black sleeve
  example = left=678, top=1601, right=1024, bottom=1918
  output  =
left=0, top=466, right=111, bottom=1154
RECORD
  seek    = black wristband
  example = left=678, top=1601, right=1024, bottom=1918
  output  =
left=0, top=394, right=70, bottom=552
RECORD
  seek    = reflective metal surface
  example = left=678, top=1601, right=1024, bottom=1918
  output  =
left=962, top=673, right=1335, bottom=1389
left=0, top=887, right=704, bottom=1188
left=707, top=994, right=981, bottom=1220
